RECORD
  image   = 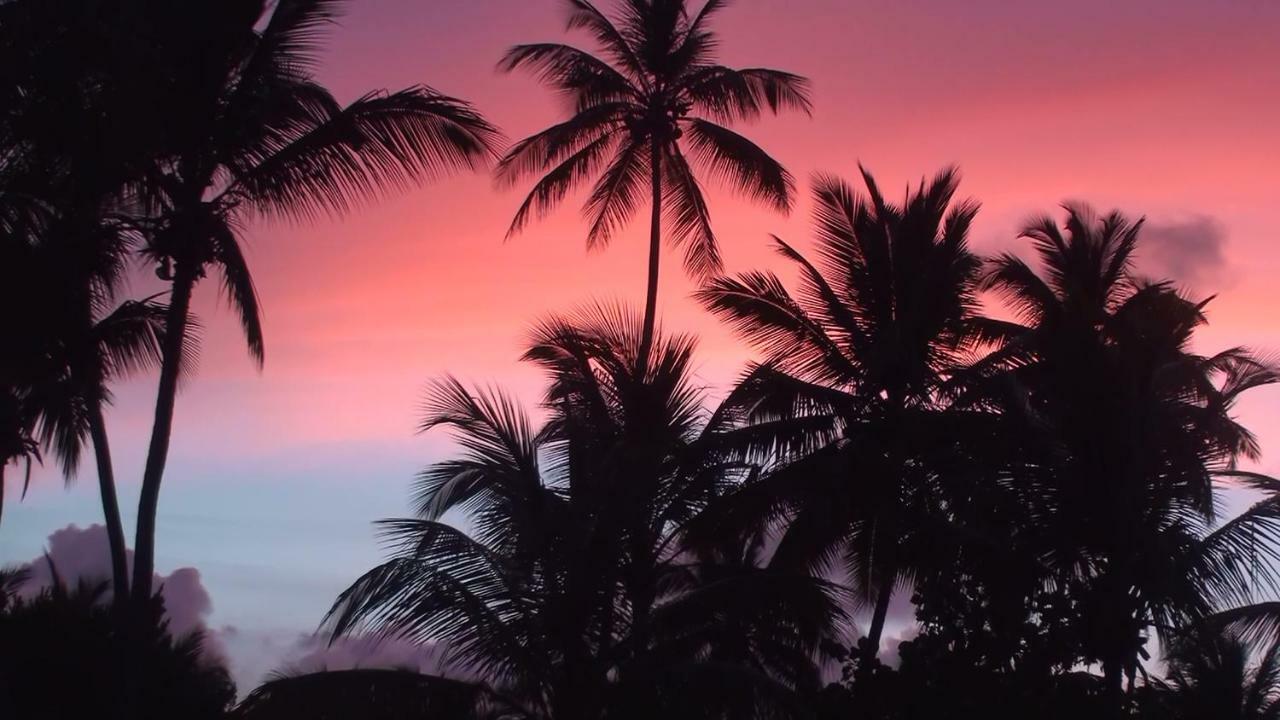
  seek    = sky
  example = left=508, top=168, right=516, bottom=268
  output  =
left=2, top=0, right=1280, bottom=691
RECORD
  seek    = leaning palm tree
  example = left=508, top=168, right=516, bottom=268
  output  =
left=971, top=205, right=1280, bottom=709
left=499, top=0, right=811, bottom=364
left=129, top=0, right=500, bottom=601
left=323, top=306, right=840, bottom=719
left=696, top=167, right=983, bottom=664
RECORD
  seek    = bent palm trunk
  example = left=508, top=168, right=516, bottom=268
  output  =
left=88, top=402, right=130, bottom=603
left=132, top=263, right=196, bottom=602
left=638, top=140, right=663, bottom=370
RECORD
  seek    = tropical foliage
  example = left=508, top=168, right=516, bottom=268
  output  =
left=0, top=569, right=235, bottom=719
left=323, top=306, right=842, bottom=719
left=1, top=0, right=1278, bottom=719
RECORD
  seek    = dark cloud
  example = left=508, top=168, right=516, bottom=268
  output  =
left=1138, top=216, right=1230, bottom=290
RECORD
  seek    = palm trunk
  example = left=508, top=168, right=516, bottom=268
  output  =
left=862, top=573, right=896, bottom=665
left=132, top=263, right=196, bottom=603
left=638, top=140, right=663, bottom=370
left=1102, top=657, right=1125, bottom=718
left=88, top=402, right=130, bottom=604
left=0, top=462, right=5, bottom=526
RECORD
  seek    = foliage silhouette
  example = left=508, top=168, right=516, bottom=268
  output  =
left=0, top=569, right=235, bottom=719
left=1, top=2, right=1280, bottom=717
left=324, top=305, right=842, bottom=719
left=696, top=167, right=984, bottom=664
left=1148, top=629, right=1280, bottom=720
left=963, top=205, right=1280, bottom=710
left=499, top=0, right=810, bottom=364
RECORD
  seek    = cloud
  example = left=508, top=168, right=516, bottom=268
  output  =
left=881, top=625, right=921, bottom=668
left=16, top=523, right=227, bottom=663
left=1138, top=215, right=1230, bottom=290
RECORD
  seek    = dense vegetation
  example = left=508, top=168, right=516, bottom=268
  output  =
left=2, top=1, right=1279, bottom=718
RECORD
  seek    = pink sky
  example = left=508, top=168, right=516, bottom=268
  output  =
left=3, top=0, right=1280, bottom=691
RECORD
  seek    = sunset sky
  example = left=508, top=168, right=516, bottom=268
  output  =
left=2, top=0, right=1279, bottom=690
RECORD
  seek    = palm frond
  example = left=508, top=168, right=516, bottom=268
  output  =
left=227, top=85, right=500, bottom=222
left=684, top=118, right=793, bottom=212
left=661, top=146, right=719, bottom=277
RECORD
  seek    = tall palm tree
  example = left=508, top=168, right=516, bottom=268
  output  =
left=324, top=306, right=840, bottom=719
left=498, top=0, right=811, bottom=365
left=971, top=205, right=1280, bottom=709
left=696, top=167, right=983, bottom=664
left=0, top=0, right=205, bottom=601
left=129, top=0, right=501, bottom=601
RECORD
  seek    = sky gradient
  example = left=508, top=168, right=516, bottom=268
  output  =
left=2, top=0, right=1279, bottom=690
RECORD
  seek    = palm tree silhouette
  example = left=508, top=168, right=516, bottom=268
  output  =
left=696, top=167, right=982, bottom=664
left=0, top=199, right=169, bottom=603
left=972, top=205, right=1280, bottom=709
left=129, top=0, right=501, bottom=602
left=499, top=0, right=811, bottom=365
left=0, top=0, right=258, bottom=602
left=324, top=305, right=840, bottom=719
left=21, top=286, right=168, bottom=604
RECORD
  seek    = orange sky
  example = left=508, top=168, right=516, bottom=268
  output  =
left=3, top=0, right=1279, bottom=690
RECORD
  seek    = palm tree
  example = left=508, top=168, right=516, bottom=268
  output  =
left=324, top=306, right=840, bottom=719
left=1153, top=630, right=1280, bottom=720
left=971, top=205, right=1280, bottom=709
left=0, top=0, right=202, bottom=601
left=498, top=0, right=811, bottom=364
left=0, top=188, right=168, bottom=605
left=22, top=293, right=168, bottom=603
left=0, top=227, right=164, bottom=603
left=696, top=167, right=983, bottom=664
left=129, top=0, right=501, bottom=602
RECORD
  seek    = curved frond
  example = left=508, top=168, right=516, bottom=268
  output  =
left=226, top=85, right=500, bottom=222
left=684, top=118, right=793, bottom=212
